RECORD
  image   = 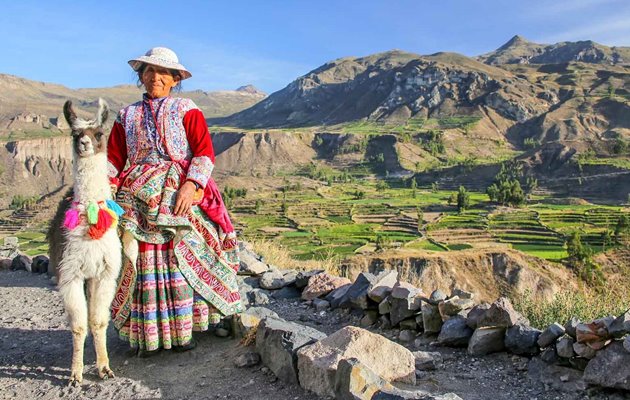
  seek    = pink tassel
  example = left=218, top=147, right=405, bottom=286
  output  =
left=63, top=209, right=80, bottom=230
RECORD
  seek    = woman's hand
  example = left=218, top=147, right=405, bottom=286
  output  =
left=174, top=181, right=197, bottom=216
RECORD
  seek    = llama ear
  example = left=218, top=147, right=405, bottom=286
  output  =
left=63, top=100, right=77, bottom=131
left=95, top=98, right=109, bottom=127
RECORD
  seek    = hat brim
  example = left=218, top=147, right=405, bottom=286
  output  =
left=128, top=57, right=192, bottom=80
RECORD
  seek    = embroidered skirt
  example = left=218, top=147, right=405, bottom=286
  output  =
left=110, top=161, right=243, bottom=350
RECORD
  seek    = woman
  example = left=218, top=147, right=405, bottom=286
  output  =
left=107, top=47, right=242, bottom=354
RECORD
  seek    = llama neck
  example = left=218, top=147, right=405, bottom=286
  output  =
left=73, top=153, right=111, bottom=204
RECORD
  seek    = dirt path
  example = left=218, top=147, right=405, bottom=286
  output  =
left=0, top=270, right=319, bottom=400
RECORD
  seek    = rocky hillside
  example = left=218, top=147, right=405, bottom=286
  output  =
left=0, top=73, right=265, bottom=135
left=478, top=35, right=630, bottom=66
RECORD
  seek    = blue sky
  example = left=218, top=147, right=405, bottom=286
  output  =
left=1, top=0, right=628, bottom=94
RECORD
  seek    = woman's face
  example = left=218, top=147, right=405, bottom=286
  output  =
left=141, top=65, right=180, bottom=98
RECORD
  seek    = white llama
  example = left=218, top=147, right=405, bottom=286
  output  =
left=48, top=99, right=122, bottom=385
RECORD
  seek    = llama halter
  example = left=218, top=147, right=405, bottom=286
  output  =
left=63, top=199, right=124, bottom=239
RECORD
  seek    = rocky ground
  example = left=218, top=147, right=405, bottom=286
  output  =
left=1, top=269, right=628, bottom=400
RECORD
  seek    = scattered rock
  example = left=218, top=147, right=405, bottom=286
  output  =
left=583, top=342, right=630, bottom=390
left=438, top=296, right=475, bottom=320
left=573, top=342, right=597, bottom=359
left=465, top=303, right=490, bottom=329
left=297, top=326, right=416, bottom=397
left=427, top=289, right=447, bottom=305
left=421, top=303, right=442, bottom=334
left=390, top=291, right=422, bottom=326
left=259, top=270, right=286, bottom=290
left=477, top=297, right=521, bottom=328
left=399, top=318, right=417, bottom=331
left=504, top=324, right=541, bottom=356
left=367, top=270, right=399, bottom=303
left=540, top=346, right=558, bottom=364
left=399, top=330, right=417, bottom=343
left=234, top=352, right=261, bottom=368
left=235, top=307, right=280, bottom=337
left=575, top=321, right=610, bottom=350
left=624, top=336, right=630, bottom=353
left=303, top=273, right=351, bottom=301
left=334, top=357, right=390, bottom=400
left=342, top=272, right=378, bottom=310
left=378, top=315, right=392, bottom=330
left=0, top=258, right=12, bottom=270
left=326, top=284, right=352, bottom=309
left=564, top=317, right=579, bottom=339
left=239, top=252, right=269, bottom=275
left=378, top=297, right=391, bottom=315
left=537, top=323, right=565, bottom=348
left=608, top=310, right=630, bottom=338
left=436, top=316, right=473, bottom=347
left=313, top=298, right=330, bottom=312
left=281, top=270, right=298, bottom=286
left=215, top=328, right=230, bottom=337
left=11, top=255, right=32, bottom=272
left=413, top=351, right=443, bottom=371
left=556, top=336, right=575, bottom=358
left=360, top=311, right=379, bottom=327
left=468, top=327, right=505, bottom=356
left=528, top=358, right=587, bottom=392
left=295, top=270, right=324, bottom=288
left=450, top=288, right=474, bottom=300
left=249, top=289, right=271, bottom=305
left=256, top=317, right=326, bottom=384
left=271, top=286, right=301, bottom=300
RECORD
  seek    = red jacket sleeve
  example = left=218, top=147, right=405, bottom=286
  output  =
left=183, top=108, right=215, bottom=188
left=107, top=121, right=127, bottom=185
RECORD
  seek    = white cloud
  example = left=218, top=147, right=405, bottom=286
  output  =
left=537, top=14, right=630, bottom=45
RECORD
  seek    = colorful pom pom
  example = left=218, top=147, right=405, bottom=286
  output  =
left=63, top=209, right=80, bottom=230
left=87, top=202, right=99, bottom=224
left=106, top=199, right=125, bottom=216
left=88, top=208, right=113, bottom=239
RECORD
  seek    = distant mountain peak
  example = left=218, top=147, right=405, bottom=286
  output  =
left=236, top=85, right=265, bottom=95
left=498, top=35, right=531, bottom=50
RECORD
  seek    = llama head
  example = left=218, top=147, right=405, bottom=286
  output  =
left=63, top=98, right=109, bottom=158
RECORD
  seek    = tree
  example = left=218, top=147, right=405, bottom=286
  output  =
left=456, top=186, right=470, bottom=213
left=354, top=190, right=365, bottom=200
left=416, top=206, right=424, bottom=232
left=255, top=199, right=263, bottom=214
left=448, top=193, right=457, bottom=206
left=566, top=232, right=592, bottom=262
left=615, top=215, right=629, bottom=242
left=601, top=229, right=613, bottom=251
left=410, top=178, right=417, bottom=198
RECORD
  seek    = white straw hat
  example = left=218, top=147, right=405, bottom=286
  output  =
left=128, top=47, right=192, bottom=80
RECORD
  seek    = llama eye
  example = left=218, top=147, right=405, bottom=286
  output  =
left=95, top=132, right=104, bottom=140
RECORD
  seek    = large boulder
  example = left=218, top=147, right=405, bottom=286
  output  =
left=340, top=272, right=378, bottom=310
left=326, top=284, right=352, bottom=308
left=537, top=323, right=565, bottom=348
left=302, top=273, right=352, bottom=301
left=297, top=326, right=416, bottom=398
left=295, top=270, right=324, bottom=288
left=421, top=302, right=442, bottom=334
left=235, top=306, right=279, bottom=337
left=256, top=317, right=326, bottom=384
left=437, top=316, right=473, bottom=347
left=466, top=303, right=491, bottom=329
left=259, top=270, right=286, bottom=290
left=583, top=342, right=630, bottom=390
left=504, top=324, right=541, bottom=356
left=389, top=282, right=423, bottom=326
left=477, top=297, right=522, bottom=328
left=608, top=310, right=630, bottom=338
left=367, top=270, right=399, bottom=303
left=468, top=327, right=506, bottom=356
left=438, top=296, right=475, bottom=321
left=11, top=255, right=32, bottom=272
left=239, top=251, right=269, bottom=275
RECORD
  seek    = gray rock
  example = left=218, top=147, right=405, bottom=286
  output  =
left=367, top=270, right=399, bottom=303
left=281, top=269, right=298, bottom=286
left=259, top=270, right=286, bottom=290
left=255, top=317, right=326, bottom=384
left=378, top=297, right=391, bottom=315
left=372, top=390, right=463, bottom=399
left=450, top=288, right=474, bottom=300
left=399, top=330, right=417, bottom=343
left=564, top=317, right=579, bottom=338
left=235, top=306, right=280, bottom=337
left=540, top=346, right=558, bottom=364
left=427, top=289, right=447, bottom=305
left=537, top=323, right=565, bottom=348
left=313, top=298, right=330, bottom=312
left=391, top=281, right=421, bottom=300
left=271, top=286, right=301, bottom=299
left=215, top=327, right=230, bottom=337
left=3, top=237, right=18, bottom=247
left=556, top=336, right=575, bottom=358
left=468, top=327, right=506, bottom=356
left=415, top=314, right=424, bottom=331
left=378, top=315, right=392, bottom=330
left=421, top=303, right=442, bottom=334
left=243, top=276, right=261, bottom=288
left=249, top=289, right=271, bottom=305
left=413, top=351, right=443, bottom=371
left=572, top=342, right=597, bottom=359
left=334, top=357, right=390, bottom=400
left=399, top=318, right=418, bottom=331
left=11, top=255, right=32, bottom=272
left=234, top=352, right=261, bottom=368
left=438, top=296, right=475, bottom=320
left=608, top=309, right=630, bottom=338
left=390, top=296, right=423, bottom=327
left=343, top=272, right=378, bottom=310
left=504, top=324, right=541, bottom=356
left=465, top=303, right=490, bottom=329
left=568, top=357, right=589, bottom=371
left=360, top=311, right=379, bottom=327
left=528, top=358, right=587, bottom=393
left=295, top=270, right=324, bottom=288
left=624, top=336, right=630, bottom=353
left=477, top=297, right=521, bottom=328
left=437, top=316, right=473, bottom=347
left=31, top=255, right=49, bottom=274
left=239, top=251, right=269, bottom=275
left=325, top=284, right=352, bottom=309
left=583, top=342, right=630, bottom=390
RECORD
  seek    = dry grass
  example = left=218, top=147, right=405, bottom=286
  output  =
left=239, top=326, right=258, bottom=347
left=512, top=287, right=630, bottom=329
left=247, top=237, right=342, bottom=275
